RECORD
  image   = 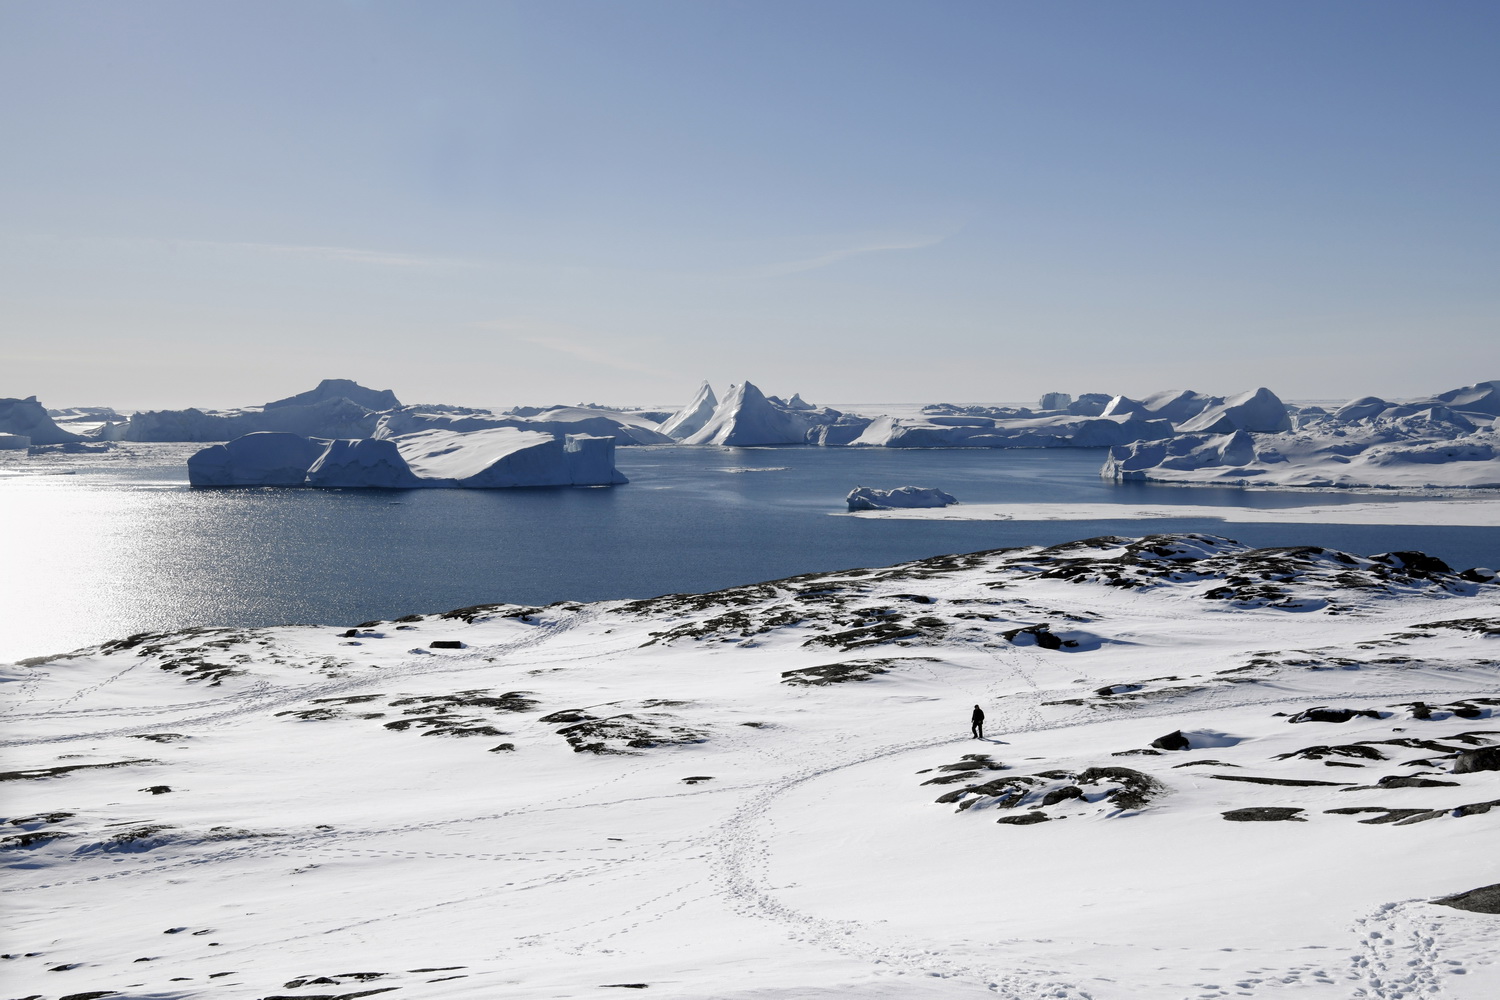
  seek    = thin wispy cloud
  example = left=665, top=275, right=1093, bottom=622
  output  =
left=477, top=319, right=672, bottom=378
left=743, top=226, right=965, bottom=279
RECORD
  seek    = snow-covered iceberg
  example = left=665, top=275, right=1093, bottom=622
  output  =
left=848, top=412, right=1174, bottom=449
left=125, top=383, right=396, bottom=442
left=683, top=381, right=842, bottom=446
left=187, top=427, right=629, bottom=489
left=124, top=380, right=672, bottom=446
left=187, top=432, right=332, bottom=487
left=374, top=405, right=672, bottom=446
left=0, top=396, right=83, bottom=445
left=1104, top=380, right=1500, bottom=488
left=658, top=381, right=719, bottom=440
left=846, top=485, right=958, bottom=511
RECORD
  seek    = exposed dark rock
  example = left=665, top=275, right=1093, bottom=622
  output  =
left=1150, top=730, right=1190, bottom=751
left=920, top=754, right=1008, bottom=784
left=1075, top=767, right=1165, bottom=810
left=0, top=830, right=71, bottom=849
left=428, top=640, right=464, bottom=650
left=1372, top=776, right=1460, bottom=789
left=996, top=812, right=1051, bottom=825
left=780, top=657, right=937, bottom=686
left=1000, top=624, right=1065, bottom=650
left=141, top=785, right=173, bottom=794
left=1222, top=807, right=1305, bottom=822
left=1210, top=774, right=1352, bottom=787
left=487, top=744, right=515, bottom=753
left=1453, top=746, right=1500, bottom=774
left=1431, top=883, right=1500, bottom=914
left=1288, top=707, right=1383, bottom=724
left=1274, top=743, right=1386, bottom=762
left=539, top=709, right=596, bottom=724
left=1042, top=785, right=1083, bottom=806
left=0, top=759, right=159, bottom=782
left=682, top=776, right=714, bottom=784
left=934, top=775, right=1038, bottom=808
left=555, top=714, right=708, bottom=755
left=1172, top=760, right=1238, bottom=768
left=1325, top=807, right=1433, bottom=825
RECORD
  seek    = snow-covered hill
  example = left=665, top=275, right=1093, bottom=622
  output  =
left=4, top=534, right=1499, bottom=998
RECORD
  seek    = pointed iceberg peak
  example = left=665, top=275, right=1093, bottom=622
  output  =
left=659, top=381, right=719, bottom=440
left=683, top=379, right=818, bottom=446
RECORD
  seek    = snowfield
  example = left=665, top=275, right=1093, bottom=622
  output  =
left=4, top=534, right=1499, bottom=999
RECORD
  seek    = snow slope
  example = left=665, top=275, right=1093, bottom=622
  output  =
left=4, top=534, right=1498, bottom=999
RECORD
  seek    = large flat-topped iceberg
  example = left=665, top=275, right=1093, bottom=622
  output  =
left=188, top=428, right=628, bottom=489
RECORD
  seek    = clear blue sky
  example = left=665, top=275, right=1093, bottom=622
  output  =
left=3, top=0, right=1497, bottom=410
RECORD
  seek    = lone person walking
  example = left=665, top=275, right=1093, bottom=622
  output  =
left=971, top=704, right=985, bottom=740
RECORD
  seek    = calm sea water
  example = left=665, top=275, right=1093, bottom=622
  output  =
left=3, top=443, right=1497, bottom=662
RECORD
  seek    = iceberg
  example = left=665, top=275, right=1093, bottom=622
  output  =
left=683, top=381, right=828, bottom=446
left=1174, top=387, right=1292, bottom=435
left=121, top=379, right=673, bottom=446
left=658, top=382, right=719, bottom=440
left=846, top=485, right=958, bottom=511
left=0, top=396, right=83, bottom=445
left=1103, top=380, right=1500, bottom=488
left=0, top=433, right=31, bottom=450
left=374, top=405, right=672, bottom=446
left=848, top=412, right=1174, bottom=449
left=124, top=382, right=395, bottom=442
left=264, top=378, right=401, bottom=412
left=306, top=438, right=423, bottom=489
left=187, top=432, right=331, bottom=486
left=187, top=427, right=629, bottom=489
left=395, top=428, right=628, bottom=487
